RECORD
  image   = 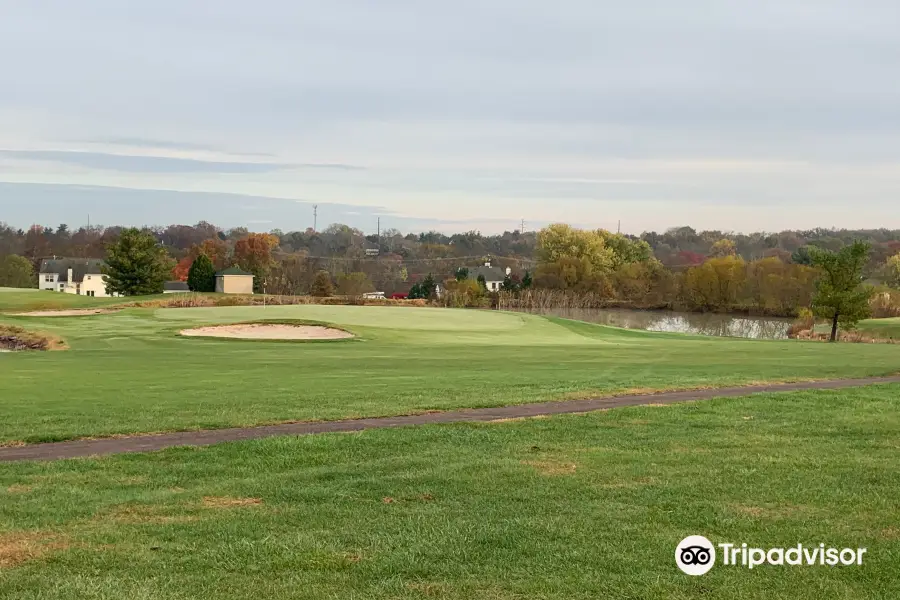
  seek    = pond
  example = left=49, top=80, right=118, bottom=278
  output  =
left=515, top=308, right=793, bottom=340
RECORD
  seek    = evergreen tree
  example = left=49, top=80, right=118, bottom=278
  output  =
left=186, top=253, right=216, bottom=292
left=521, top=270, right=533, bottom=289
left=102, top=228, right=173, bottom=296
left=421, top=274, right=437, bottom=299
left=810, top=241, right=873, bottom=342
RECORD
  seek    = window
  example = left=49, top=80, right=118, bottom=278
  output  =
left=44, top=275, right=53, bottom=282
left=492, top=282, right=498, bottom=290
left=88, top=291, right=95, bottom=297
left=86, top=275, right=91, bottom=280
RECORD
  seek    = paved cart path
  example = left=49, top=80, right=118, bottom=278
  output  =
left=2, top=376, right=899, bottom=462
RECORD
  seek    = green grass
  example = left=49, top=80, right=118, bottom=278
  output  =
left=857, top=318, right=900, bottom=339
left=0, top=290, right=131, bottom=311
left=1, top=303, right=899, bottom=444
left=1, top=385, right=897, bottom=599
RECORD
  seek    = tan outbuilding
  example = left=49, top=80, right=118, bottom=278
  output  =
left=215, top=266, right=255, bottom=294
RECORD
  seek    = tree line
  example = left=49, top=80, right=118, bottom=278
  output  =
left=0, top=220, right=897, bottom=339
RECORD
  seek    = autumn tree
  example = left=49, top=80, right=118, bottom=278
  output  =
left=234, top=233, right=279, bottom=293
left=187, top=253, right=216, bottom=292
left=102, top=228, right=174, bottom=296
left=310, top=270, right=334, bottom=297
left=885, top=253, right=900, bottom=288
left=680, top=256, right=746, bottom=311
left=336, top=272, right=375, bottom=296
left=0, top=255, right=35, bottom=288
left=267, top=254, right=309, bottom=295
left=598, top=231, right=653, bottom=267
left=536, top=224, right=614, bottom=275
left=710, top=238, right=737, bottom=258
left=172, top=255, right=193, bottom=281
left=810, top=241, right=874, bottom=342
left=196, top=238, right=229, bottom=270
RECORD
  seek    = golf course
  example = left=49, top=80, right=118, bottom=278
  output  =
left=1, top=291, right=899, bottom=598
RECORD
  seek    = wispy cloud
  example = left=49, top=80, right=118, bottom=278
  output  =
left=0, top=150, right=363, bottom=174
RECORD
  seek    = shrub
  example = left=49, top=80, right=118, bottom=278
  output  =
left=310, top=270, right=334, bottom=297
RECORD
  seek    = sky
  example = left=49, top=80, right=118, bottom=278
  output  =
left=1, top=0, right=899, bottom=235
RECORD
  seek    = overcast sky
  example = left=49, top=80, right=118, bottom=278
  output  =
left=1, top=0, right=898, bottom=235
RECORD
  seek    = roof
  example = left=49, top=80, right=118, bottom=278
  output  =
left=164, top=281, right=191, bottom=292
left=464, top=265, right=507, bottom=282
left=39, top=258, right=105, bottom=283
left=216, top=266, right=254, bottom=276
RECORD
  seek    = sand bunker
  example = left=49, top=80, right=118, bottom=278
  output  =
left=14, top=309, right=120, bottom=317
left=180, top=323, right=354, bottom=340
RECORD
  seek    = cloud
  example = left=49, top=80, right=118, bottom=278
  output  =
left=0, top=150, right=362, bottom=174
left=0, top=0, right=899, bottom=231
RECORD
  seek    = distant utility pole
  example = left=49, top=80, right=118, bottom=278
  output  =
left=520, top=218, right=525, bottom=233
left=377, top=216, right=380, bottom=242
left=617, top=220, right=621, bottom=234
left=313, top=205, right=318, bottom=232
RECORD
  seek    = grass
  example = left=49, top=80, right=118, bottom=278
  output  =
left=0, top=385, right=898, bottom=598
left=857, top=318, right=900, bottom=339
left=1, top=297, right=899, bottom=444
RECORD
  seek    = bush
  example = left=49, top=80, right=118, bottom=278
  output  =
left=310, top=270, right=334, bottom=297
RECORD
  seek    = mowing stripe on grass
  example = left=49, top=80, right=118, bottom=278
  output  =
left=2, top=375, right=899, bottom=462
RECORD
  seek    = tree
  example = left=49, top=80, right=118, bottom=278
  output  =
left=408, top=282, right=424, bottom=299
left=810, top=241, right=874, bottom=342
left=884, top=253, right=900, bottom=288
left=536, top=224, right=614, bottom=275
left=598, top=231, right=653, bottom=267
left=310, top=270, right=334, bottom=297
left=420, top=274, right=438, bottom=299
left=187, top=253, right=216, bottom=292
left=455, top=267, right=469, bottom=281
left=710, top=239, right=737, bottom=258
left=476, top=274, right=487, bottom=292
left=791, top=246, right=814, bottom=265
left=521, top=270, right=533, bottom=289
left=234, top=233, right=279, bottom=293
left=337, top=272, right=375, bottom=296
left=171, top=255, right=193, bottom=281
left=0, top=255, right=35, bottom=288
left=500, top=273, right=521, bottom=292
left=102, top=228, right=174, bottom=296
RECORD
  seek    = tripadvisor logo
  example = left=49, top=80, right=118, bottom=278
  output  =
left=675, top=536, right=867, bottom=576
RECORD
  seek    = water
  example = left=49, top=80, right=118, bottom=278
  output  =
left=517, top=308, right=793, bottom=340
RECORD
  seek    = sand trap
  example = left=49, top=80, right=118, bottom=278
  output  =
left=180, top=323, right=353, bottom=340
left=14, top=308, right=120, bottom=317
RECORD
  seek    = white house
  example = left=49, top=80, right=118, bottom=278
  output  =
left=38, top=258, right=117, bottom=297
left=465, top=262, right=511, bottom=292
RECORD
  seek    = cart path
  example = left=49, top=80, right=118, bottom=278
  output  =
left=3, top=376, right=899, bottom=462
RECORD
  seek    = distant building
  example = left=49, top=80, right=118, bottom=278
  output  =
left=215, top=267, right=254, bottom=294
left=163, top=281, right=191, bottom=294
left=38, top=258, right=117, bottom=297
left=465, top=261, right=510, bottom=292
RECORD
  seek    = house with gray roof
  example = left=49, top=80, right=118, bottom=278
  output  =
left=38, top=258, right=117, bottom=297
left=464, top=262, right=511, bottom=292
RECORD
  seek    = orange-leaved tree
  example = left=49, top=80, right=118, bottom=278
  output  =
left=233, top=233, right=279, bottom=292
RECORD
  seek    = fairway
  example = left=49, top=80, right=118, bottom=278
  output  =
left=1, top=300, right=900, bottom=444
left=1, top=385, right=897, bottom=599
